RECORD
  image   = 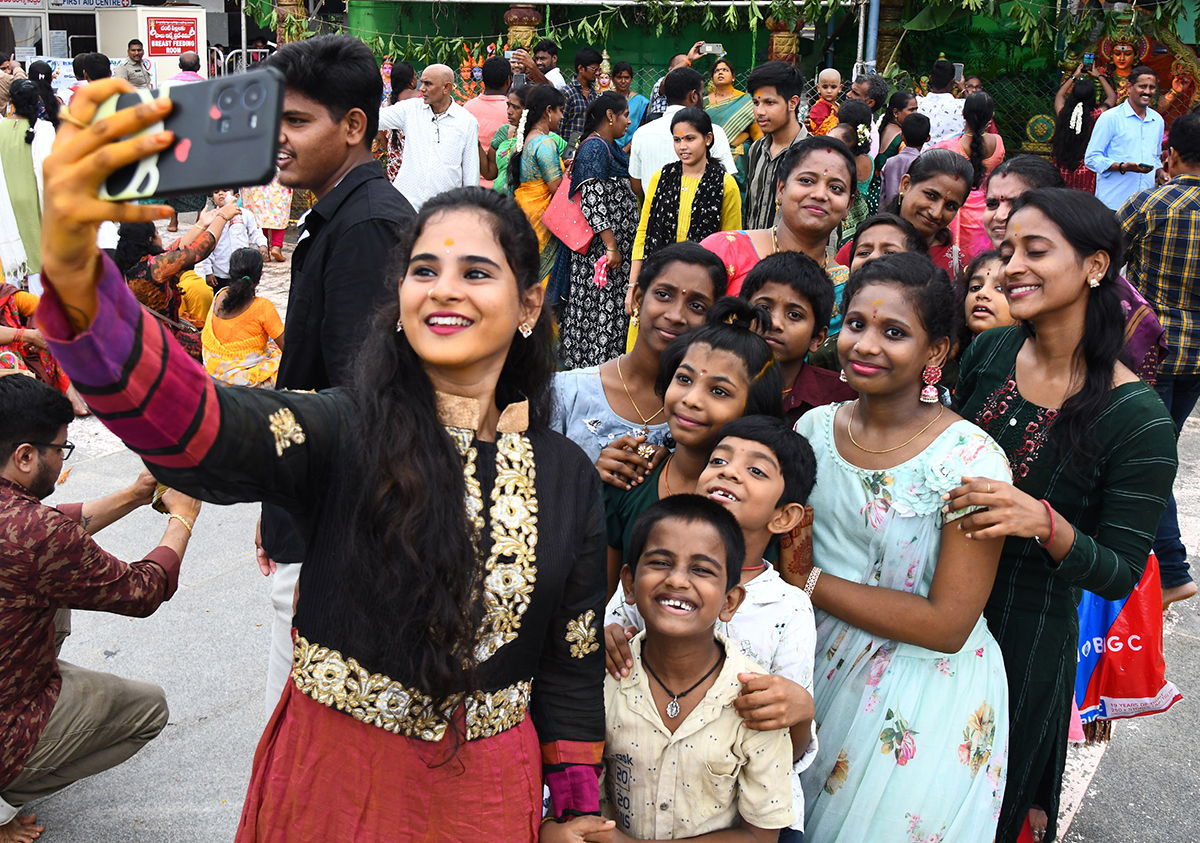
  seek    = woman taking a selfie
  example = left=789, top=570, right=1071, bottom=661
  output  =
left=34, top=72, right=609, bottom=842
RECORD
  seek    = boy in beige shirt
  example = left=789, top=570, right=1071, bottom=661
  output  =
left=545, top=495, right=794, bottom=842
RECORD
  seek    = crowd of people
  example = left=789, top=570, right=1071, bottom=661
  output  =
left=0, top=30, right=1194, bottom=843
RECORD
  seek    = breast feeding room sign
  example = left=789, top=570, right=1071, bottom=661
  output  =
left=146, top=17, right=199, bottom=57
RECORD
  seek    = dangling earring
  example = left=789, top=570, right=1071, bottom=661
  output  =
left=921, top=365, right=942, bottom=403
left=1088, top=277, right=1100, bottom=288
left=395, top=319, right=403, bottom=333
left=518, top=322, right=533, bottom=339
left=608, top=116, right=614, bottom=126
left=838, top=369, right=848, bottom=383
left=630, top=306, right=640, bottom=328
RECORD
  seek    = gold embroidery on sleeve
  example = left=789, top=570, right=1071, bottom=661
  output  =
left=566, top=609, right=600, bottom=659
left=268, top=408, right=306, bottom=456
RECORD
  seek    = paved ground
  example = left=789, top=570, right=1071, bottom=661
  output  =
left=15, top=212, right=1200, bottom=840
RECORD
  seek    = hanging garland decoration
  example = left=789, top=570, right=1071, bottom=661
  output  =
left=245, top=1, right=809, bottom=67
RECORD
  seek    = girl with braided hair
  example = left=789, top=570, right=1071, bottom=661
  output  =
left=508, top=84, right=567, bottom=286
left=931, top=91, right=1004, bottom=264
left=0, top=78, right=53, bottom=290
left=1051, top=76, right=1110, bottom=193
left=201, top=247, right=285, bottom=387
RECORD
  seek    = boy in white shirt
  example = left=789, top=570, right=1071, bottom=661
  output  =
left=548, top=495, right=795, bottom=842
left=605, top=416, right=818, bottom=842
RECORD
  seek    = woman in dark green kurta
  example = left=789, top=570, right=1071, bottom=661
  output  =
left=949, top=189, right=1178, bottom=843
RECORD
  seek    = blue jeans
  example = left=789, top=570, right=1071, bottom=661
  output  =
left=1152, top=372, right=1200, bottom=588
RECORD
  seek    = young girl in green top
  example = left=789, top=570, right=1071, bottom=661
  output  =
left=603, top=297, right=782, bottom=596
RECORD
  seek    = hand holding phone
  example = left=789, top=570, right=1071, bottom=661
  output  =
left=95, top=68, right=284, bottom=201
left=39, top=79, right=178, bottom=326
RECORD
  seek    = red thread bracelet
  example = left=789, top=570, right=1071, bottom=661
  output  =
left=1036, top=499, right=1055, bottom=549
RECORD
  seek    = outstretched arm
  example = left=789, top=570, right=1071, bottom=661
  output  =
left=73, top=469, right=157, bottom=534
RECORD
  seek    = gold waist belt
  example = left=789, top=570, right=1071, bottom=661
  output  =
left=292, top=635, right=531, bottom=742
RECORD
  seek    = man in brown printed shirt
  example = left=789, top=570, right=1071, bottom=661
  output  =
left=0, top=376, right=202, bottom=841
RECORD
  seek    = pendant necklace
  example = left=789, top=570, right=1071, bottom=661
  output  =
left=617, top=355, right=665, bottom=435
left=642, top=642, right=724, bottom=719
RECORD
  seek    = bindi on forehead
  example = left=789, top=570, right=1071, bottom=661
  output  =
left=444, top=238, right=454, bottom=246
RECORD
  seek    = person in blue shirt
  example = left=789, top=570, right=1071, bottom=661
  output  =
left=1084, top=65, right=1166, bottom=210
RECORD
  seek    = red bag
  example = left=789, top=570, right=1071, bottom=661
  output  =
left=1074, top=551, right=1182, bottom=738
left=542, top=180, right=594, bottom=254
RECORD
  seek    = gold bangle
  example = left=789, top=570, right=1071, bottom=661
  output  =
left=167, top=512, right=193, bottom=536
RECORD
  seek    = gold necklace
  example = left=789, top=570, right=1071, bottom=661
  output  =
left=616, top=355, right=665, bottom=435
left=846, top=400, right=945, bottom=455
left=662, top=454, right=675, bottom=495
left=771, top=225, right=826, bottom=271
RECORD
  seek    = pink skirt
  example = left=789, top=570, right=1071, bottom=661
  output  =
left=236, top=681, right=543, bottom=842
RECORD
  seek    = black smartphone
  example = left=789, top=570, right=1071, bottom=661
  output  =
left=1082, top=52, right=1095, bottom=73
left=513, top=71, right=527, bottom=88
left=97, top=68, right=284, bottom=202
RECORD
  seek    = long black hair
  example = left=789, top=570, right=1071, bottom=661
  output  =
left=507, top=84, right=566, bottom=194
left=581, top=91, right=628, bottom=139
left=962, top=91, right=994, bottom=189
left=219, top=247, right=264, bottom=313
left=878, top=90, right=917, bottom=135
left=1051, top=78, right=1098, bottom=172
left=1007, top=188, right=1128, bottom=469
left=27, top=61, right=59, bottom=129
left=9, top=79, right=41, bottom=144
left=655, top=297, right=784, bottom=419
left=340, top=187, right=553, bottom=708
left=113, top=222, right=163, bottom=276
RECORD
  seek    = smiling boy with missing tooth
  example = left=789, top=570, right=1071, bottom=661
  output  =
left=603, top=416, right=818, bottom=842
left=547, top=495, right=794, bottom=842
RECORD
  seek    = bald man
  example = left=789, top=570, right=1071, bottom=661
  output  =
left=647, top=41, right=708, bottom=119
left=166, top=51, right=204, bottom=84
left=378, top=63, right=479, bottom=208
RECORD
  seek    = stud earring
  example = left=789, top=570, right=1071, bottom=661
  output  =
left=1088, top=277, right=1100, bottom=288
left=921, top=365, right=942, bottom=403
left=630, top=306, right=640, bottom=328
left=395, top=319, right=403, bottom=333
left=838, top=369, right=847, bottom=383
left=518, top=322, right=533, bottom=339
left=608, top=116, right=614, bottom=125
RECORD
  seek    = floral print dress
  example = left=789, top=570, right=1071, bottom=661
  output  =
left=794, top=405, right=1012, bottom=843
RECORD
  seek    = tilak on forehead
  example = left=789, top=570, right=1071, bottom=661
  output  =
left=444, top=238, right=455, bottom=246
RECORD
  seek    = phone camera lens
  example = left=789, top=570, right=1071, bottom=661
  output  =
left=217, top=87, right=238, bottom=112
left=243, top=82, right=265, bottom=110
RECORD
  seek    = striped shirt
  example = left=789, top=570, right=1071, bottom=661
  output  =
left=1119, top=173, right=1200, bottom=375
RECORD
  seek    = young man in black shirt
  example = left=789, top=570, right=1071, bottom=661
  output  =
left=258, top=35, right=415, bottom=715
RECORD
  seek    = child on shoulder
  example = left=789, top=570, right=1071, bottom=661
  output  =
left=740, top=253, right=856, bottom=425
left=604, top=416, right=818, bottom=843
left=547, top=495, right=796, bottom=842
left=806, top=69, right=842, bottom=136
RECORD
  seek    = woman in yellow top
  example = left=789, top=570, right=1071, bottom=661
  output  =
left=201, top=247, right=284, bottom=387
left=630, top=107, right=741, bottom=289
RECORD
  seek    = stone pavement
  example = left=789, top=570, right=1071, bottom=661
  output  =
left=15, top=212, right=1200, bottom=841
